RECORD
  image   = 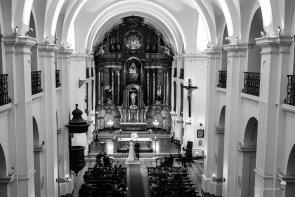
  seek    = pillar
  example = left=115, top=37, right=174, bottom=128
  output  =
left=222, top=44, right=248, bottom=197
left=116, top=69, right=120, bottom=105
left=39, top=44, right=59, bottom=197
left=147, top=69, right=150, bottom=105
left=254, top=36, right=293, bottom=197
left=3, top=36, right=36, bottom=197
left=152, top=70, right=156, bottom=103
left=202, top=48, right=222, bottom=195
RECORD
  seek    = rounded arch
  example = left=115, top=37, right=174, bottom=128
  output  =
left=218, top=105, right=226, bottom=128
left=0, top=144, right=7, bottom=196
left=32, top=117, right=39, bottom=145
left=243, top=117, right=258, bottom=146
left=84, top=1, right=186, bottom=55
left=247, top=8, right=263, bottom=73
left=284, top=0, right=295, bottom=35
left=285, top=144, right=295, bottom=196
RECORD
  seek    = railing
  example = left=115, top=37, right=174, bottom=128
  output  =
left=31, top=71, right=43, bottom=95
left=0, top=74, right=11, bottom=106
left=284, top=75, right=295, bottom=106
left=56, top=70, right=61, bottom=88
left=242, top=72, right=260, bottom=96
left=173, top=68, right=177, bottom=77
left=179, top=68, right=184, bottom=79
left=217, top=71, right=227, bottom=88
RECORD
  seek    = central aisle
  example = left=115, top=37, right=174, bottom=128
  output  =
left=128, top=164, right=145, bottom=197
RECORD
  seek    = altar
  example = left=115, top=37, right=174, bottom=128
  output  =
left=116, top=137, right=153, bottom=153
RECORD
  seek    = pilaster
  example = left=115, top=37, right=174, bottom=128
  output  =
left=254, top=36, right=293, bottom=197
left=38, top=44, right=59, bottom=197
left=3, top=35, right=36, bottom=197
left=202, top=48, right=222, bottom=195
left=57, top=48, right=74, bottom=196
left=222, top=44, right=248, bottom=197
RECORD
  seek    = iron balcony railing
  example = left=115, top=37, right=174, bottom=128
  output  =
left=56, top=70, right=61, bottom=88
left=0, top=74, right=11, bottom=106
left=284, top=75, right=295, bottom=106
left=31, top=71, right=43, bottom=95
left=242, top=72, right=260, bottom=96
left=217, top=71, right=227, bottom=88
left=173, top=68, right=177, bottom=77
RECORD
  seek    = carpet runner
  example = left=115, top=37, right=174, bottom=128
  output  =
left=128, top=164, right=145, bottom=197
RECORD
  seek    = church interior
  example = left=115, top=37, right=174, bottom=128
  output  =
left=0, top=0, right=295, bottom=197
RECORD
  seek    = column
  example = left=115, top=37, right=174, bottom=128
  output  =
left=166, top=71, right=170, bottom=105
left=222, top=45, right=248, bottom=197
left=3, top=36, right=36, bottom=197
left=101, top=69, right=104, bottom=103
left=152, top=70, right=156, bottom=103
left=39, top=44, right=59, bottom=197
left=147, top=70, right=150, bottom=105
left=202, top=48, right=222, bottom=195
left=254, top=36, right=293, bottom=197
left=116, top=69, right=120, bottom=105
left=97, top=69, right=101, bottom=104
left=111, top=69, right=115, bottom=102
left=57, top=48, right=73, bottom=196
left=163, top=70, right=166, bottom=104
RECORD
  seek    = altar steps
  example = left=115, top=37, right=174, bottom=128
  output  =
left=86, top=152, right=180, bottom=160
left=95, top=132, right=171, bottom=139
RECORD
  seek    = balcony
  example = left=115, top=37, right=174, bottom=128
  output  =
left=31, top=71, right=43, bottom=95
left=242, top=72, right=260, bottom=96
left=284, top=75, right=295, bottom=106
left=179, top=68, right=184, bottom=79
left=0, top=74, right=11, bottom=106
left=56, top=70, right=61, bottom=88
left=217, top=71, right=227, bottom=88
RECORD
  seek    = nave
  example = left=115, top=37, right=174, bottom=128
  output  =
left=72, top=140, right=204, bottom=197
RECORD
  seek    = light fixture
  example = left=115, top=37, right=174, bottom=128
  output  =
left=79, top=79, right=86, bottom=88
left=185, top=118, right=192, bottom=125
left=56, top=176, right=71, bottom=183
left=280, top=180, right=286, bottom=190
left=277, top=26, right=281, bottom=36
left=153, top=119, right=159, bottom=127
left=260, top=30, right=267, bottom=37
left=106, top=119, right=114, bottom=127
left=25, top=28, right=33, bottom=37
left=212, top=175, right=226, bottom=183
left=13, top=26, right=19, bottom=36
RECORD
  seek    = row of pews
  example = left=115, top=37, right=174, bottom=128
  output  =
left=79, top=154, right=127, bottom=197
left=148, top=166, right=201, bottom=197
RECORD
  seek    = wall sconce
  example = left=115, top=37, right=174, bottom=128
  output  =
left=212, top=174, right=226, bottom=183
left=153, top=119, right=160, bottom=127
left=56, top=175, right=71, bottom=183
left=176, top=119, right=184, bottom=124
left=79, top=79, right=86, bottom=88
left=280, top=180, right=286, bottom=190
left=277, top=26, right=281, bottom=36
left=185, top=118, right=192, bottom=125
left=260, top=30, right=267, bottom=37
left=170, top=111, right=177, bottom=117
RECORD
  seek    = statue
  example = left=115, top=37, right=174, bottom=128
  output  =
left=130, top=90, right=137, bottom=106
left=129, top=63, right=137, bottom=74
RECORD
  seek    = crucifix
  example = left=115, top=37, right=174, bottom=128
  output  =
left=182, top=79, right=198, bottom=117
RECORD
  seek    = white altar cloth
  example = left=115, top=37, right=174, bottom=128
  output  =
left=118, top=138, right=152, bottom=142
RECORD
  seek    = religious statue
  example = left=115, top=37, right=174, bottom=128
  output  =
left=129, top=62, right=137, bottom=74
left=131, top=132, right=138, bottom=140
left=130, top=91, right=137, bottom=107
left=156, top=85, right=162, bottom=100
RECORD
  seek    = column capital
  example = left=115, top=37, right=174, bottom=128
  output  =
left=1, top=35, right=37, bottom=47
left=223, top=44, right=249, bottom=52
left=70, top=53, right=92, bottom=61
left=57, top=48, right=73, bottom=56
left=256, top=36, right=293, bottom=48
left=38, top=44, right=59, bottom=52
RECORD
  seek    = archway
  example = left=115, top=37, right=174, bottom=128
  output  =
left=248, top=8, right=263, bottom=73
left=214, top=106, right=225, bottom=195
left=285, top=145, right=295, bottom=196
left=28, top=11, right=38, bottom=72
left=33, top=117, right=41, bottom=197
left=240, top=117, right=258, bottom=197
left=0, top=144, right=7, bottom=196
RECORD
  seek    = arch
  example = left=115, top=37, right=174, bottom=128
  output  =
left=284, top=0, right=295, bottom=35
left=218, top=106, right=226, bottom=128
left=29, top=11, right=38, bottom=72
left=241, top=117, right=258, bottom=197
left=285, top=144, right=295, bottom=196
left=221, top=25, right=228, bottom=71
left=0, top=144, right=7, bottom=196
left=0, top=0, right=12, bottom=34
left=83, top=1, right=186, bottom=55
left=32, top=117, right=41, bottom=197
left=247, top=8, right=263, bottom=73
